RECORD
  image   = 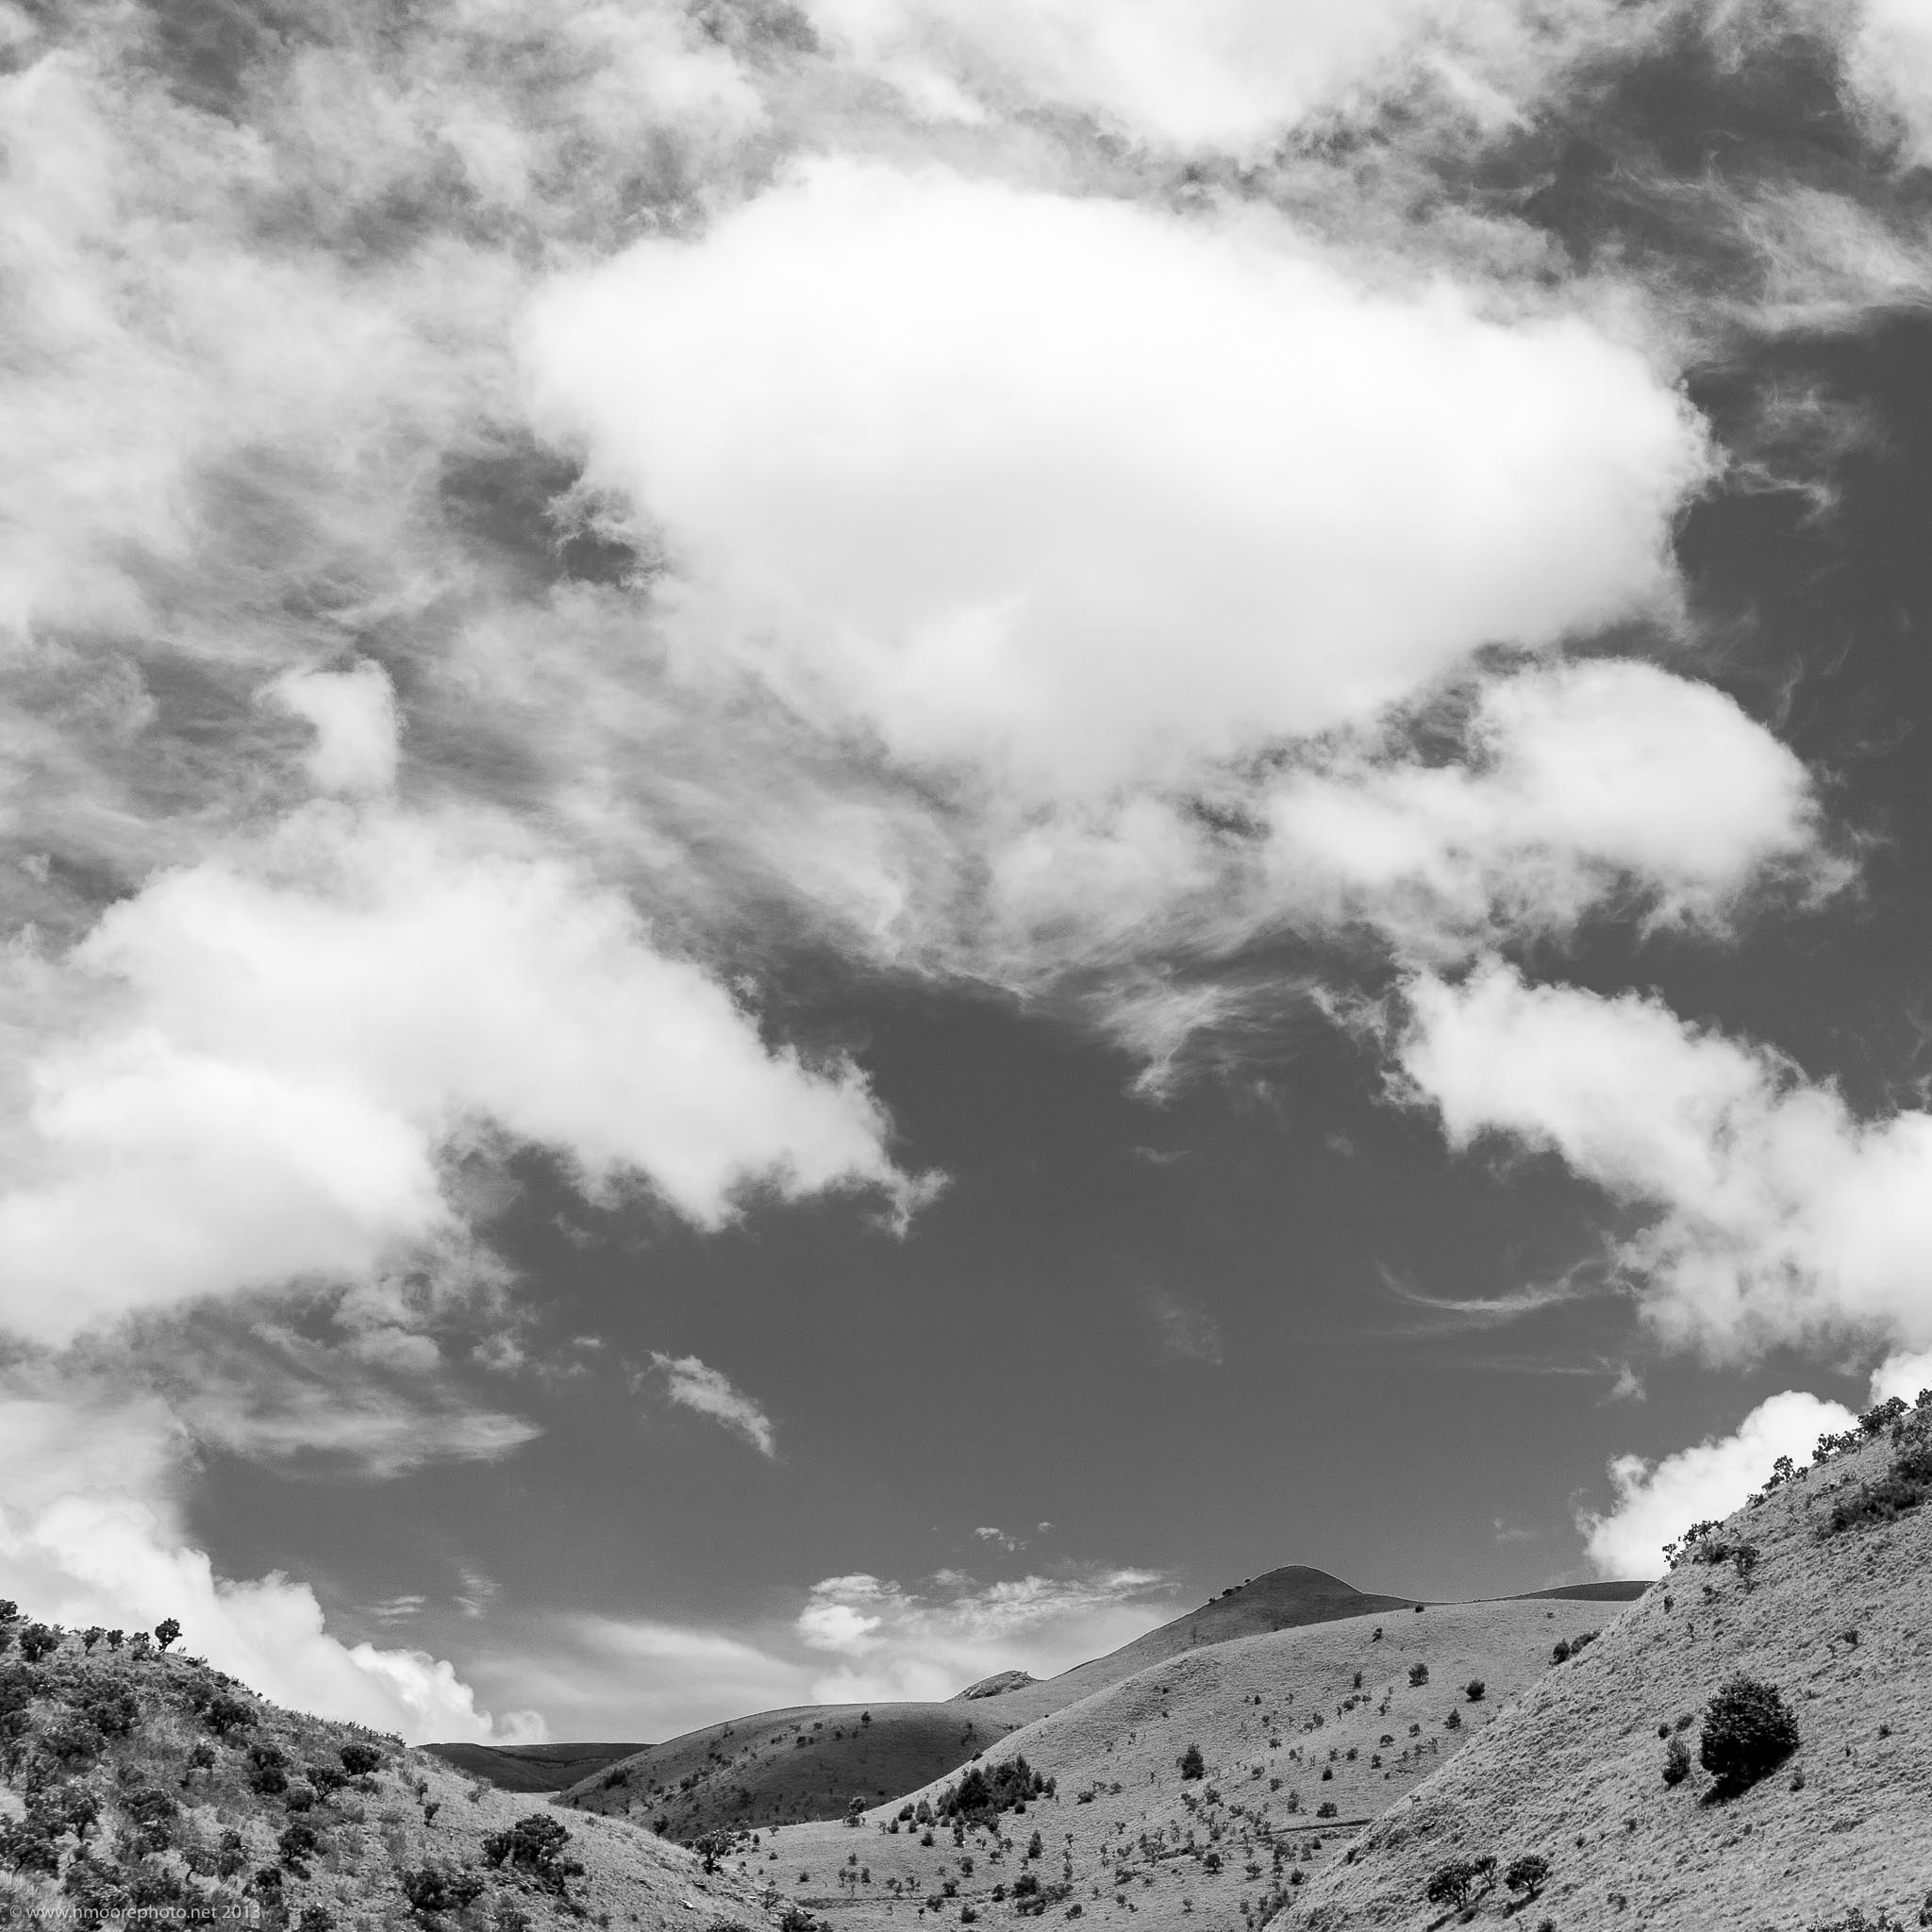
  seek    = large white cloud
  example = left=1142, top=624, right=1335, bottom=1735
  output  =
left=526, top=158, right=1708, bottom=799
left=1578, top=1388, right=1857, bottom=1578
left=0, top=806, right=921, bottom=1342
left=1399, top=963, right=1932, bottom=1357
left=0, top=1390, right=540, bottom=1743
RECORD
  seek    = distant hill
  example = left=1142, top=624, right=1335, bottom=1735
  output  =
left=715, top=1590, right=1640, bottom=1932
left=0, top=1615, right=771, bottom=1932
left=425, top=1740, right=649, bottom=1792
left=1282, top=1416, right=1932, bottom=1930
left=559, top=1564, right=1648, bottom=1843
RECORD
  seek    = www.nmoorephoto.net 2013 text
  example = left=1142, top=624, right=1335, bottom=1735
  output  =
left=25, top=1907, right=263, bottom=1924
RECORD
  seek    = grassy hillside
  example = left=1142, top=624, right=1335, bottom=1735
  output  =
left=635, top=1592, right=1640, bottom=1932
left=425, top=1742, right=649, bottom=1794
left=1281, top=1407, right=1932, bottom=1930
left=563, top=1704, right=1034, bottom=1836
left=562, top=1567, right=1578, bottom=1840
left=0, top=1612, right=774, bottom=1932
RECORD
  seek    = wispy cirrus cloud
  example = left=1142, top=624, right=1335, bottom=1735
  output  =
left=645, top=1353, right=778, bottom=1458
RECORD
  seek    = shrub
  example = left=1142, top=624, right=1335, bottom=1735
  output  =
left=1505, top=1855, right=1549, bottom=1899
left=1662, top=1737, right=1691, bottom=1786
left=1701, top=1675, right=1799, bottom=1792
left=399, top=1867, right=485, bottom=1915
left=154, top=1618, right=182, bottom=1652
left=1177, top=1744, right=1206, bottom=1780
left=17, top=1624, right=58, bottom=1664
left=340, top=1740, right=383, bottom=1776
left=277, top=1820, right=322, bottom=1870
left=1552, top=1640, right=1571, bottom=1663
left=1424, top=1859, right=1486, bottom=1911
left=482, top=1814, right=580, bottom=1890
left=1407, top=1664, right=1428, bottom=1688
left=1315, top=1802, right=1338, bottom=1820
left=1464, top=1681, right=1485, bottom=1702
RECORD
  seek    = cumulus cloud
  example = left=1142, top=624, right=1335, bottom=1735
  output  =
left=648, top=1353, right=777, bottom=1457
left=1257, top=658, right=1836, bottom=952
left=0, top=1389, right=541, bottom=1743
left=1579, top=1387, right=1857, bottom=1577
left=1399, top=963, right=1932, bottom=1357
left=0, top=807, right=921, bottom=1343
left=526, top=157, right=1707, bottom=800
left=793, top=1567, right=1171, bottom=1703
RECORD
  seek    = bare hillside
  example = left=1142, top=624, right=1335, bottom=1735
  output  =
left=705, top=1593, right=1636, bottom=1932
left=0, top=1610, right=774, bottom=1932
left=1280, top=1411, right=1932, bottom=1930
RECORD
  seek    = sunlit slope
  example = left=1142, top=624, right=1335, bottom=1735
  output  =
left=732, top=1593, right=1632, bottom=1932
left=1282, top=1428, right=1932, bottom=1930
left=559, top=1567, right=1420, bottom=1834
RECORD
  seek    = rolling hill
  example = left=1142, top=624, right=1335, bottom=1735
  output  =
left=558, top=1566, right=1645, bottom=1850
left=696, top=1591, right=1641, bottom=1932
left=424, top=1740, right=649, bottom=1792
left=1276, top=1415, right=1932, bottom=1931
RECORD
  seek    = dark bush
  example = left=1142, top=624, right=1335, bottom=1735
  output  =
left=1407, top=1664, right=1428, bottom=1688
left=940, top=1755, right=1050, bottom=1824
left=1701, top=1675, right=1799, bottom=1792
left=17, top=1625, right=58, bottom=1664
left=1424, top=1859, right=1487, bottom=1910
left=482, top=1813, right=580, bottom=1890
left=1552, top=1640, right=1571, bottom=1663
left=1464, top=1680, right=1485, bottom=1702
left=1506, top=1855, right=1549, bottom=1899
left=399, top=1866, right=485, bottom=1915
left=340, top=1740, right=383, bottom=1776
left=154, top=1619, right=182, bottom=1652
left=1662, top=1737, right=1691, bottom=1786
left=1177, top=1744, right=1206, bottom=1781
left=277, top=1820, right=322, bottom=1870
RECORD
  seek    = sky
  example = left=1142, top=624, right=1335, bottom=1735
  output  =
left=4, top=0, right=1932, bottom=1747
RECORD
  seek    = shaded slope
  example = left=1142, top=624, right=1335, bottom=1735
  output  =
left=1282, top=1426, right=1932, bottom=1930
left=740, top=1593, right=1633, bottom=1932
left=0, top=1616, right=774, bottom=1932
left=425, top=1740, right=648, bottom=1792
left=564, top=1703, right=1033, bottom=1835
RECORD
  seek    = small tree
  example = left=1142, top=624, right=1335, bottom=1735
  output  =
left=1701, top=1675, right=1799, bottom=1792
left=1407, top=1663, right=1428, bottom=1688
left=154, top=1619, right=182, bottom=1652
left=1464, top=1680, right=1485, bottom=1702
left=340, top=1741, right=383, bottom=1777
left=18, top=1624, right=58, bottom=1663
left=1424, top=1859, right=1484, bottom=1911
left=1177, top=1743, right=1205, bottom=1780
left=1505, top=1855, right=1549, bottom=1900
left=1662, top=1737, right=1691, bottom=1786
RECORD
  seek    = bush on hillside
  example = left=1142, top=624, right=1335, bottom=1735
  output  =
left=1701, top=1675, right=1799, bottom=1793
left=1424, top=1857, right=1493, bottom=1911
left=1464, top=1680, right=1485, bottom=1702
left=482, top=1814, right=582, bottom=1890
left=1662, top=1737, right=1691, bottom=1786
left=939, top=1756, right=1050, bottom=1825
left=1505, top=1855, right=1549, bottom=1900
left=1177, top=1743, right=1206, bottom=1780
left=1407, top=1664, right=1428, bottom=1688
left=398, top=1866, right=485, bottom=1915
